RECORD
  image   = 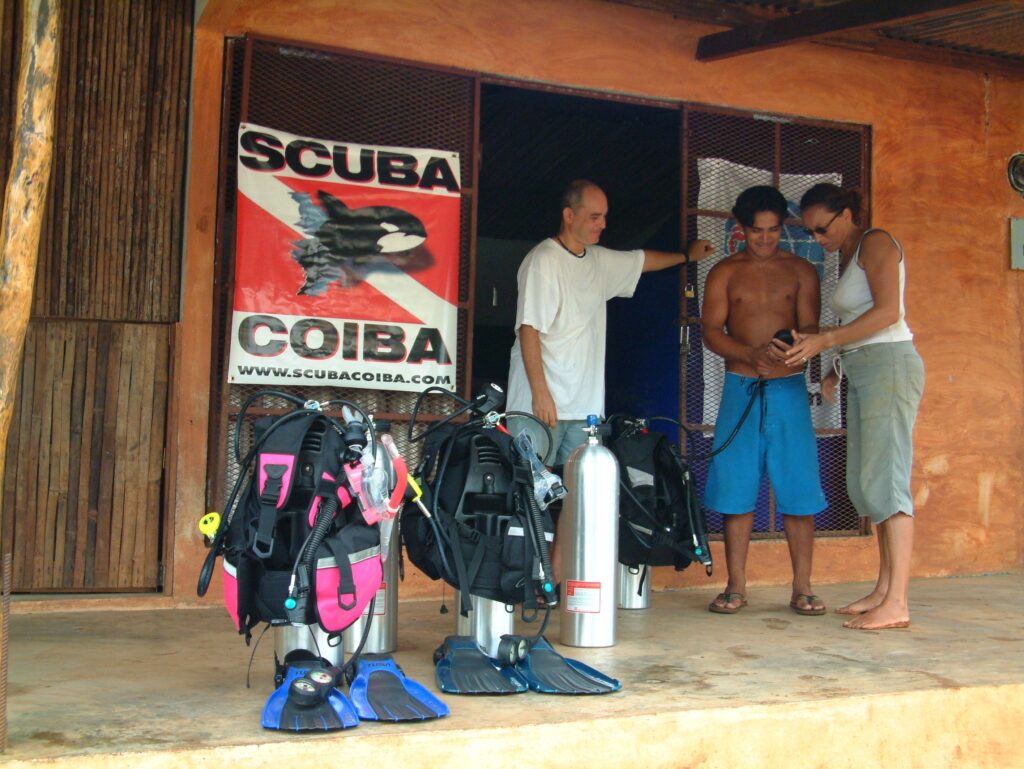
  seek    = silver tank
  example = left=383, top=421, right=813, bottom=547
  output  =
left=617, top=563, right=650, bottom=609
left=342, top=523, right=399, bottom=654
left=454, top=592, right=515, bottom=658
left=558, top=422, right=619, bottom=647
left=275, top=623, right=343, bottom=666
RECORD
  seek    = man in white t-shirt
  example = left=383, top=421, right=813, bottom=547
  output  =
left=507, top=179, right=714, bottom=464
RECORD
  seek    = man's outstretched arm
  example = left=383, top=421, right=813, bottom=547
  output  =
left=641, top=239, right=716, bottom=273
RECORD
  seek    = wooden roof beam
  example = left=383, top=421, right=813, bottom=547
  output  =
left=696, top=0, right=990, bottom=62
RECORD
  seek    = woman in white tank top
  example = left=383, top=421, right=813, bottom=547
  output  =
left=778, top=184, right=925, bottom=632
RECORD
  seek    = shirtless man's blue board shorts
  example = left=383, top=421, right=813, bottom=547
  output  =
left=704, top=372, right=827, bottom=517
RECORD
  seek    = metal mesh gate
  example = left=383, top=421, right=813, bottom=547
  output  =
left=209, top=43, right=871, bottom=539
left=208, top=37, right=477, bottom=510
left=681, top=105, right=871, bottom=538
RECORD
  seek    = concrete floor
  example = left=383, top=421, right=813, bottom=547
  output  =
left=2, top=573, right=1023, bottom=768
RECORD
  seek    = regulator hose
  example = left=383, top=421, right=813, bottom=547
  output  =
left=296, top=495, right=339, bottom=581
left=520, top=456, right=557, bottom=607
left=616, top=378, right=763, bottom=465
left=283, top=494, right=339, bottom=623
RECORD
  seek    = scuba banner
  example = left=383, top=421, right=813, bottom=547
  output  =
left=229, top=123, right=461, bottom=391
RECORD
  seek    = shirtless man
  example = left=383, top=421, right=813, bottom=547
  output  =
left=702, top=185, right=828, bottom=616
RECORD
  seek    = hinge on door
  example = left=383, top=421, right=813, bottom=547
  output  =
left=679, top=325, right=690, bottom=350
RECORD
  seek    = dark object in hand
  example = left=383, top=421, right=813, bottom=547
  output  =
left=773, top=329, right=794, bottom=346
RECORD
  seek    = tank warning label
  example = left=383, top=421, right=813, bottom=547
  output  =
left=565, top=580, right=602, bottom=614
left=361, top=583, right=387, bottom=617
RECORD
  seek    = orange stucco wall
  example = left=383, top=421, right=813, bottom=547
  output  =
left=171, top=0, right=1024, bottom=605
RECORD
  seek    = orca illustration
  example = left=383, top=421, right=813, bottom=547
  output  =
left=289, top=191, right=429, bottom=295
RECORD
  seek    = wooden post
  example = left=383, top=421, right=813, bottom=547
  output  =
left=0, top=0, right=60, bottom=512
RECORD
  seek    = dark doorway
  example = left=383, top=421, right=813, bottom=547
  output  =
left=474, top=83, right=682, bottom=418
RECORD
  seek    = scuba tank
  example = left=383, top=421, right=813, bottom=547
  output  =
left=342, top=426, right=405, bottom=655
left=342, top=529, right=399, bottom=654
left=454, top=592, right=515, bottom=659
left=558, top=415, right=619, bottom=648
left=617, top=564, right=650, bottom=610
left=275, top=623, right=343, bottom=667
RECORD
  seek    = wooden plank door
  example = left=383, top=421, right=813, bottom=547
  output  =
left=1, top=321, right=170, bottom=591
left=0, top=0, right=191, bottom=592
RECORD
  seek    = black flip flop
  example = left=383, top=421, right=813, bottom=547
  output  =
left=708, top=592, right=747, bottom=614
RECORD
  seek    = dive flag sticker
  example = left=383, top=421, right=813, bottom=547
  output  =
left=229, top=123, right=461, bottom=392
left=565, top=580, right=602, bottom=614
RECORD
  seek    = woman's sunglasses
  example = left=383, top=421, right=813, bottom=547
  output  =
left=803, top=210, right=841, bottom=236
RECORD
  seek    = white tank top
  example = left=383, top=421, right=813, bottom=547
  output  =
left=830, top=228, right=913, bottom=350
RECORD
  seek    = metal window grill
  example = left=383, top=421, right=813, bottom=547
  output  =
left=681, top=105, right=871, bottom=538
left=207, top=37, right=477, bottom=512
left=208, top=39, right=872, bottom=543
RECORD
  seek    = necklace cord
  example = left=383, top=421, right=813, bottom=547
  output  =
left=556, top=237, right=586, bottom=258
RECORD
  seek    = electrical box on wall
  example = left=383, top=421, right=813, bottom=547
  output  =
left=1012, top=218, right=1024, bottom=270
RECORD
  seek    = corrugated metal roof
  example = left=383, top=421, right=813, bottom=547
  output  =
left=605, top=0, right=1024, bottom=72
left=881, top=2, right=1024, bottom=61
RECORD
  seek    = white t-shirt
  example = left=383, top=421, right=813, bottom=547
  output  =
left=506, top=238, right=644, bottom=420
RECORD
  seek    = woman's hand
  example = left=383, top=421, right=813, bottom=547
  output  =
left=784, top=329, right=834, bottom=367
left=821, top=370, right=839, bottom=404
left=767, top=334, right=806, bottom=371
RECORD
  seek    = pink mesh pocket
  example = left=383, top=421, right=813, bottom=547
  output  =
left=314, top=537, right=382, bottom=633
left=222, top=559, right=241, bottom=631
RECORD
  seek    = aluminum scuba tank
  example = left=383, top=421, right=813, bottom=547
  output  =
left=617, top=564, right=650, bottom=609
left=558, top=415, right=619, bottom=647
left=342, top=526, right=398, bottom=654
left=275, top=624, right=343, bottom=666
left=454, top=593, right=515, bottom=658
left=342, top=425, right=405, bottom=654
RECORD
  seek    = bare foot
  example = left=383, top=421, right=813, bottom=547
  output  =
left=843, top=604, right=910, bottom=630
left=835, top=592, right=885, bottom=616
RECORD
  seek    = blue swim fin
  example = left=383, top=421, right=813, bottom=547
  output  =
left=433, top=635, right=528, bottom=695
left=513, top=636, right=620, bottom=695
left=349, top=654, right=449, bottom=721
left=262, top=658, right=359, bottom=731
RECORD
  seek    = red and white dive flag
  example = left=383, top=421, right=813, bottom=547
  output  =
left=228, top=122, right=461, bottom=392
